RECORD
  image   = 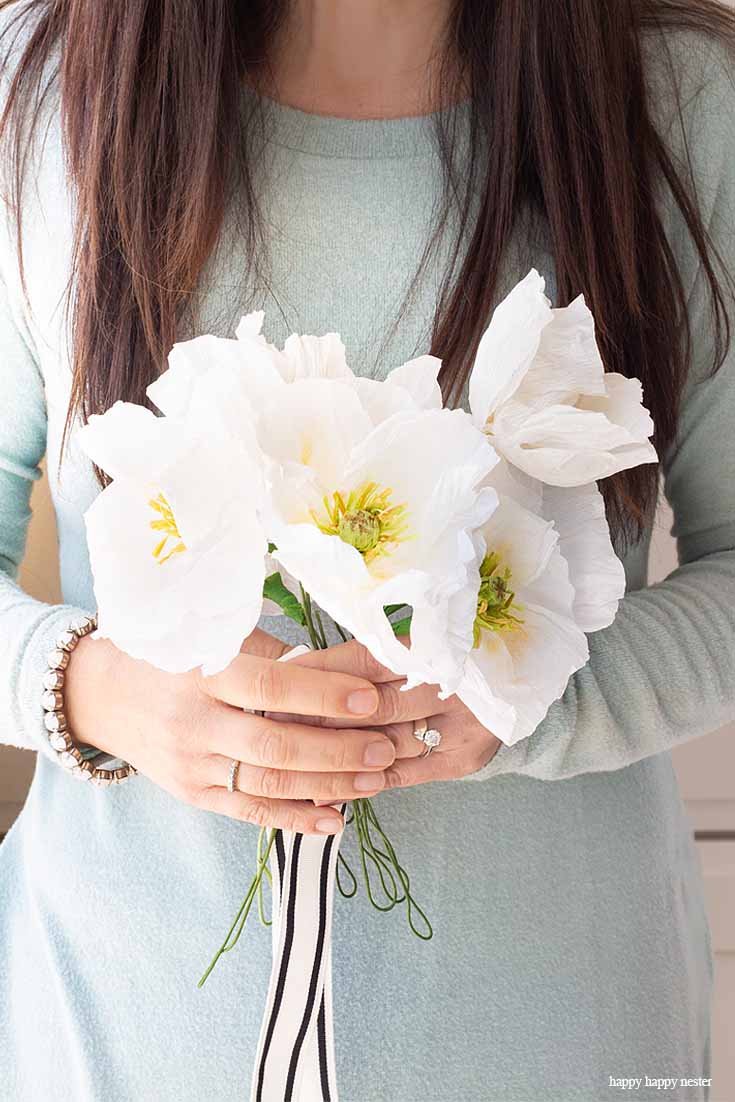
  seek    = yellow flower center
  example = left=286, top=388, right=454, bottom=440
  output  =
left=312, top=482, right=410, bottom=563
left=473, top=551, right=524, bottom=647
left=149, top=492, right=187, bottom=564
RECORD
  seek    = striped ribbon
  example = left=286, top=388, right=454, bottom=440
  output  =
left=251, top=818, right=345, bottom=1102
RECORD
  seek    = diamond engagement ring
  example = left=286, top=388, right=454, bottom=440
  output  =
left=227, top=759, right=241, bottom=793
left=413, top=718, right=442, bottom=757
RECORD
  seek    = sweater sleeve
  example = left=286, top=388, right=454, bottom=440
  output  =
left=469, top=31, right=735, bottom=783
left=0, top=266, right=95, bottom=763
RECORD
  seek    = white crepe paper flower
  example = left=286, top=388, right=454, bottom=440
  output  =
left=252, top=375, right=498, bottom=677
left=407, top=458, right=627, bottom=744
left=76, top=400, right=268, bottom=676
left=435, top=493, right=589, bottom=744
left=468, top=268, right=658, bottom=486
left=487, top=460, right=627, bottom=633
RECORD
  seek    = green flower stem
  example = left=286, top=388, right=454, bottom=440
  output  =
left=336, top=850, right=358, bottom=897
left=314, top=607, right=329, bottom=650
left=299, top=585, right=322, bottom=650
left=197, top=827, right=276, bottom=988
left=257, top=826, right=273, bottom=927
left=355, top=797, right=433, bottom=940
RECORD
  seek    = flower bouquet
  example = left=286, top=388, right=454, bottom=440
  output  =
left=77, top=268, right=656, bottom=1100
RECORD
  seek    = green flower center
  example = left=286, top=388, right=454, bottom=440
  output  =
left=337, top=509, right=382, bottom=554
left=473, top=550, right=524, bottom=647
left=312, top=482, right=410, bottom=564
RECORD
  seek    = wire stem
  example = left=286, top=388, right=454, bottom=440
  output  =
left=197, top=828, right=277, bottom=988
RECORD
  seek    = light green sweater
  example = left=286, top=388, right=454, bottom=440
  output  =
left=0, top=18, right=733, bottom=1102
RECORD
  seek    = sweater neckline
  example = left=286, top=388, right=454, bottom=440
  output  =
left=241, top=83, right=471, bottom=160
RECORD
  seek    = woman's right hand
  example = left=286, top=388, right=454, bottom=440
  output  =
left=63, top=628, right=394, bottom=834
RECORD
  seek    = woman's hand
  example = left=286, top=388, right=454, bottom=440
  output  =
left=63, top=628, right=396, bottom=834
left=286, top=640, right=502, bottom=788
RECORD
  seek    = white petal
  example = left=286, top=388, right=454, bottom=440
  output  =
left=408, top=569, right=478, bottom=692
left=468, top=269, right=553, bottom=427
left=351, top=377, right=418, bottom=426
left=478, top=495, right=559, bottom=590
left=385, top=355, right=443, bottom=410
left=520, top=538, right=576, bottom=623
left=148, top=336, right=244, bottom=419
left=235, top=310, right=266, bottom=340
left=76, top=402, right=190, bottom=483
left=281, top=333, right=353, bottom=381
left=495, top=400, right=655, bottom=486
left=272, top=525, right=413, bottom=675
left=159, top=434, right=264, bottom=553
left=455, top=651, right=518, bottom=744
left=345, top=408, right=497, bottom=578
left=260, top=379, right=374, bottom=502
left=84, top=481, right=187, bottom=637
left=579, top=373, right=657, bottom=451
left=273, top=523, right=372, bottom=600
left=96, top=602, right=256, bottom=677
left=459, top=603, right=588, bottom=745
left=518, top=293, right=607, bottom=408
left=484, top=459, right=542, bottom=514
left=541, top=483, right=626, bottom=632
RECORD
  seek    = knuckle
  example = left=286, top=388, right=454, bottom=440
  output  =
left=280, top=810, right=305, bottom=834
left=385, top=763, right=408, bottom=789
left=249, top=663, right=283, bottom=710
left=377, top=684, right=401, bottom=724
left=352, top=643, right=386, bottom=682
left=257, top=766, right=287, bottom=799
left=327, top=772, right=348, bottom=799
left=239, top=796, right=271, bottom=828
left=317, top=683, right=340, bottom=720
left=328, top=736, right=348, bottom=771
left=257, top=727, right=290, bottom=769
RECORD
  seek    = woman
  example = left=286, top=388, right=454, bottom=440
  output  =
left=0, top=0, right=733, bottom=1099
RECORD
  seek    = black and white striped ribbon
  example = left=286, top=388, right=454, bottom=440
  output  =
left=250, top=817, right=344, bottom=1102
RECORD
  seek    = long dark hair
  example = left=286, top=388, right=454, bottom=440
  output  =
left=1, top=0, right=734, bottom=544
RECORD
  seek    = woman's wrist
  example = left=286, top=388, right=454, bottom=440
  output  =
left=43, top=614, right=137, bottom=785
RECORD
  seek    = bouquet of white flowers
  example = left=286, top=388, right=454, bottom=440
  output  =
left=77, top=268, right=657, bottom=1101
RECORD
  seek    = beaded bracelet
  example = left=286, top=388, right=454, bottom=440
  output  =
left=42, top=613, right=137, bottom=787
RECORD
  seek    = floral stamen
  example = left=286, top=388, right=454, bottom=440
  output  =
left=149, top=492, right=187, bottom=564
left=311, top=482, right=410, bottom=563
left=473, top=550, right=524, bottom=647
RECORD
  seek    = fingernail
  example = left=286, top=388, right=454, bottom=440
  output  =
left=347, top=688, right=378, bottom=715
left=354, top=771, right=384, bottom=792
left=316, top=818, right=343, bottom=834
left=363, top=741, right=394, bottom=767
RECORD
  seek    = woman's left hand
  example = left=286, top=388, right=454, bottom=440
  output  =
left=283, top=639, right=502, bottom=789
